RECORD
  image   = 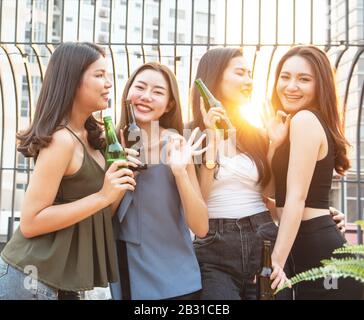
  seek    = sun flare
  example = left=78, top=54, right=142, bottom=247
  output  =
left=239, top=102, right=264, bottom=128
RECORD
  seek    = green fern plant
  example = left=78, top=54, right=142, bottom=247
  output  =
left=276, top=221, right=364, bottom=294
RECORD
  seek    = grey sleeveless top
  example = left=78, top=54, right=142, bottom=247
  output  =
left=112, top=164, right=202, bottom=299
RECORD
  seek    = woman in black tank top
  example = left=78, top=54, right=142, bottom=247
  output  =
left=268, top=45, right=363, bottom=299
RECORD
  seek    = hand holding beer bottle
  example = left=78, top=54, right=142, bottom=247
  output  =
left=123, top=100, right=147, bottom=171
left=99, top=108, right=137, bottom=206
left=195, top=78, right=234, bottom=139
left=103, top=108, right=127, bottom=167
left=257, top=240, right=275, bottom=300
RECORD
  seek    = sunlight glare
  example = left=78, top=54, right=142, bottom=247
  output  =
left=239, top=102, right=264, bottom=128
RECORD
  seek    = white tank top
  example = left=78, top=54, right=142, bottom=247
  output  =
left=207, top=153, right=268, bottom=219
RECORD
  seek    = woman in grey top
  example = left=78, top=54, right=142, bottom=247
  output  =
left=110, top=62, right=208, bottom=300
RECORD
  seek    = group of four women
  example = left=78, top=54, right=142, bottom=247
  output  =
left=0, top=42, right=362, bottom=300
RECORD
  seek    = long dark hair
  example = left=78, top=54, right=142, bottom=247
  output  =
left=117, top=62, right=183, bottom=136
left=17, top=42, right=106, bottom=158
left=271, top=45, right=350, bottom=175
left=191, top=47, right=270, bottom=187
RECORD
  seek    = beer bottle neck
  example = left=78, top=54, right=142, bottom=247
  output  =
left=104, top=117, right=119, bottom=144
left=195, top=79, right=218, bottom=107
left=262, top=243, right=272, bottom=268
left=126, top=102, right=137, bottom=126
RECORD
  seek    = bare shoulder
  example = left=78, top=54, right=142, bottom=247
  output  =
left=53, top=128, right=77, bottom=147
left=39, top=128, right=76, bottom=158
left=290, top=109, right=321, bottom=131
left=34, top=128, right=78, bottom=175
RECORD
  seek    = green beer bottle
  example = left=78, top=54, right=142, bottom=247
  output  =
left=195, top=78, right=233, bottom=138
left=257, top=240, right=275, bottom=300
left=103, top=108, right=127, bottom=167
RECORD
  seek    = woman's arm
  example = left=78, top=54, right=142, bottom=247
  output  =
left=198, top=131, right=219, bottom=201
left=271, top=111, right=324, bottom=287
left=263, top=143, right=278, bottom=198
left=175, top=164, right=209, bottom=238
left=262, top=110, right=291, bottom=198
left=20, top=130, right=135, bottom=238
left=166, top=129, right=209, bottom=237
left=263, top=197, right=279, bottom=222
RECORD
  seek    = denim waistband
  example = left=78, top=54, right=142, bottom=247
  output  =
left=208, top=211, right=273, bottom=234
left=298, top=214, right=336, bottom=234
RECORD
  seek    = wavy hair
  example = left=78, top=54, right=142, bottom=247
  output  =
left=271, top=45, right=350, bottom=175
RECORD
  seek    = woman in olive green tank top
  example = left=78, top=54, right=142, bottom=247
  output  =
left=0, top=42, right=137, bottom=300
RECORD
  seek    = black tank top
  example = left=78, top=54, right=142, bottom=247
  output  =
left=271, top=109, right=335, bottom=209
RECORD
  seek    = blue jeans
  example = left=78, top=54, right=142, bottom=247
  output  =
left=0, top=256, right=58, bottom=300
left=193, top=211, right=293, bottom=300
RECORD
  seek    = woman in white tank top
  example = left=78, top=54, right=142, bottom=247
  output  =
left=189, top=47, right=345, bottom=300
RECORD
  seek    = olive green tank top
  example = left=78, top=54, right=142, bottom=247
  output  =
left=1, top=127, right=119, bottom=291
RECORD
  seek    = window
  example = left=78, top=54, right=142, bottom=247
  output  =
left=16, top=183, right=27, bottom=190
left=168, top=32, right=185, bottom=43
left=101, top=22, right=109, bottom=32
left=21, top=99, right=29, bottom=118
left=17, top=154, right=28, bottom=173
left=34, top=22, right=46, bottom=42
left=170, top=8, right=185, bottom=19
left=195, top=35, right=208, bottom=44
left=102, top=0, right=110, bottom=7
left=24, top=46, right=36, bottom=63
left=66, top=17, right=73, bottom=22
left=196, top=12, right=215, bottom=26
left=24, top=22, right=31, bottom=42
left=34, top=0, right=47, bottom=10
left=31, top=76, right=42, bottom=103
left=21, top=76, right=28, bottom=94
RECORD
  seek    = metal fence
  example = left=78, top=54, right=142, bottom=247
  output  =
left=0, top=0, right=363, bottom=243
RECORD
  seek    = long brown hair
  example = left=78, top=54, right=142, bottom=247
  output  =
left=17, top=42, right=106, bottom=158
left=117, top=62, right=183, bottom=136
left=191, top=47, right=270, bottom=186
left=271, top=45, right=350, bottom=175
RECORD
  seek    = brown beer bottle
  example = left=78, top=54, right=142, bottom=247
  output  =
left=123, top=100, right=147, bottom=170
left=257, top=240, right=275, bottom=300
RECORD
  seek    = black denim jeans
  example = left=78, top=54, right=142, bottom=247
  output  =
left=193, top=211, right=293, bottom=300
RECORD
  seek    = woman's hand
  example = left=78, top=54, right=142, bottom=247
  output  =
left=200, top=97, right=227, bottom=130
left=98, top=160, right=136, bottom=205
left=262, top=99, right=291, bottom=148
left=270, top=259, right=291, bottom=291
left=330, top=206, right=346, bottom=234
left=166, top=128, right=207, bottom=176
